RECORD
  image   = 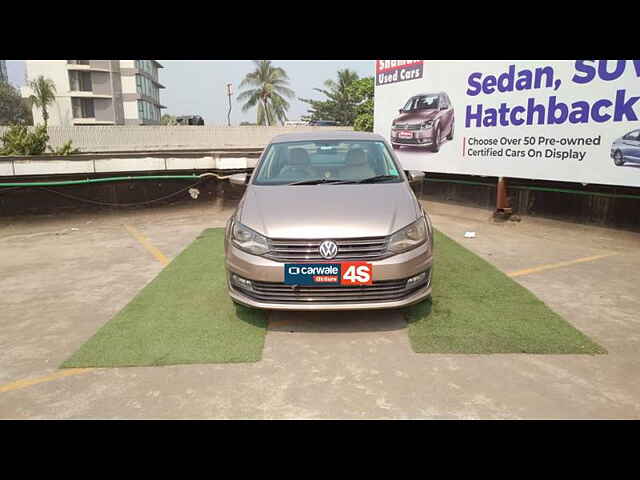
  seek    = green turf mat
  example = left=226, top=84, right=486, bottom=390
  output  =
left=405, top=230, right=606, bottom=354
left=62, top=228, right=268, bottom=367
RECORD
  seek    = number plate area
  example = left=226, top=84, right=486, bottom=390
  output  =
left=284, top=262, right=373, bottom=286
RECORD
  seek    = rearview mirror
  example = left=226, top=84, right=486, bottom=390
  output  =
left=229, top=173, right=249, bottom=186
left=406, top=170, right=425, bottom=183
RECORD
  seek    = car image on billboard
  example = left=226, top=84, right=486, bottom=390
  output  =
left=390, top=92, right=454, bottom=153
left=611, top=129, right=640, bottom=166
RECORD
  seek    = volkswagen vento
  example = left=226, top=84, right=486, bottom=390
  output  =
left=224, top=131, right=433, bottom=310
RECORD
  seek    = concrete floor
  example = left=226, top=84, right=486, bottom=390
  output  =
left=1, top=198, right=639, bottom=419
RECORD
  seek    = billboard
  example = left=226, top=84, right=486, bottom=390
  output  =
left=373, top=60, right=640, bottom=187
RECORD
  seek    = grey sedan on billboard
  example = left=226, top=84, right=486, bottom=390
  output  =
left=611, top=129, right=640, bottom=166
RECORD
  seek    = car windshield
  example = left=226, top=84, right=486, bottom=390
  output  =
left=623, top=130, right=640, bottom=140
left=403, top=95, right=439, bottom=111
left=252, top=140, right=403, bottom=186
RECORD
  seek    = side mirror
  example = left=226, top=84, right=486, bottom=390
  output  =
left=406, top=170, right=425, bottom=183
left=229, top=173, right=249, bottom=186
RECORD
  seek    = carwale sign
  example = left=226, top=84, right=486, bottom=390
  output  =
left=285, top=263, right=373, bottom=286
left=374, top=60, right=640, bottom=187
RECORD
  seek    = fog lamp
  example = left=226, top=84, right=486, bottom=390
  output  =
left=231, top=273, right=253, bottom=291
left=406, top=272, right=427, bottom=288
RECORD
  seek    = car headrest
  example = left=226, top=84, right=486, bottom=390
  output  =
left=287, top=148, right=310, bottom=166
left=345, top=148, right=367, bottom=166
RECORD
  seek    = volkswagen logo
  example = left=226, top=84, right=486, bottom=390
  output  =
left=319, top=240, right=338, bottom=260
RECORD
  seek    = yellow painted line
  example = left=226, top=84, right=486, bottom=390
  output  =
left=0, top=368, right=93, bottom=394
left=2, top=224, right=169, bottom=395
left=507, top=253, right=618, bottom=278
left=2, top=226, right=170, bottom=395
left=124, top=224, right=170, bottom=266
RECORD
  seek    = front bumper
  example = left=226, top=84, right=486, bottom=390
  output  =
left=225, top=242, right=433, bottom=311
left=228, top=280, right=431, bottom=311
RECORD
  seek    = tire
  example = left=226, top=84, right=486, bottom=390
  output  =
left=446, top=120, right=454, bottom=140
left=613, top=150, right=625, bottom=166
left=430, top=126, right=441, bottom=153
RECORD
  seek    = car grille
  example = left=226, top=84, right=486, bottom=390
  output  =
left=265, top=237, right=389, bottom=261
left=238, top=272, right=430, bottom=304
left=393, top=123, right=422, bottom=130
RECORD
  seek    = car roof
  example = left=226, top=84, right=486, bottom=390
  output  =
left=270, top=131, right=387, bottom=144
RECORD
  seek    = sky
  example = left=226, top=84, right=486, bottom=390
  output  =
left=6, top=60, right=374, bottom=125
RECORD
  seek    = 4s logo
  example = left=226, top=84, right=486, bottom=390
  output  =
left=340, top=262, right=373, bottom=286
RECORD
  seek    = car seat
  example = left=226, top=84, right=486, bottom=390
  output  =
left=278, top=148, right=315, bottom=181
left=341, top=148, right=376, bottom=180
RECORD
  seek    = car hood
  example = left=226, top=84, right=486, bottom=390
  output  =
left=237, top=183, right=421, bottom=239
left=393, top=110, right=439, bottom=124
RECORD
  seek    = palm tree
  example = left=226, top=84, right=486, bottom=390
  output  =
left=237, top=60, right=295, bottom=126
left=314, top=69, right=360, bottom=125
left=29, top=76, right=57, bottom=127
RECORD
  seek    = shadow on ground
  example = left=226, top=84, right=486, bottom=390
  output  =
left=268, top=309, right=408, bottom=334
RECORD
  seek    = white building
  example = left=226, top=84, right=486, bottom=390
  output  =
left=21, top=60, right=165, bottom=126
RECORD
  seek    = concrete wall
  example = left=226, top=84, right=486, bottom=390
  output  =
left=91, top=71, right=112, bottom=95
left=94, top=98, right=115, bottom=122
left=0, top=152, right=261, bottom=177
left=423, top=173, right=640, bottom=232
left=0, top=173, right=228, bottom=216
left=0, top=125, right=353, bottom=152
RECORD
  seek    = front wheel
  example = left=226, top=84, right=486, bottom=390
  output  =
left=613, top=150, right=625, bottom=166
left=446, top=121, right=454, bottom=140
left=430, top=126, right=441, bottom=153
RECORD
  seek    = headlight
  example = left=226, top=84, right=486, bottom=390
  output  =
left=421, top=120, right=433, bottom=128
left=231, top=220, right=269, bottom=255
left=388, top=217, right=428, bottom=253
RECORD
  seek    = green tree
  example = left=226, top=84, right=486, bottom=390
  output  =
left=347, top=77, right=374, bottom=132
left=161, top=114, right=177, bottom=125
left=237, top=60, right=295, bottom=126
left=0, top=124, right=49, bottom=156
left=299, top=69, right=360, bottom=125
left=28, top=76, right=56, bottom=127
left=0, top=82, right=33, bottom=126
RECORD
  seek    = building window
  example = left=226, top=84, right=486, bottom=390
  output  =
left=69, top=71, right=92, bottom=91
left=72, top=98, right=95, bottom=118
left=136, top=100, right=160, bottom=122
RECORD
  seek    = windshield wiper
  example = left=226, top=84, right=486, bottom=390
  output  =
left=288, top=178, right=350, bottom=185
left=356, top=175, right=398, bottom=184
